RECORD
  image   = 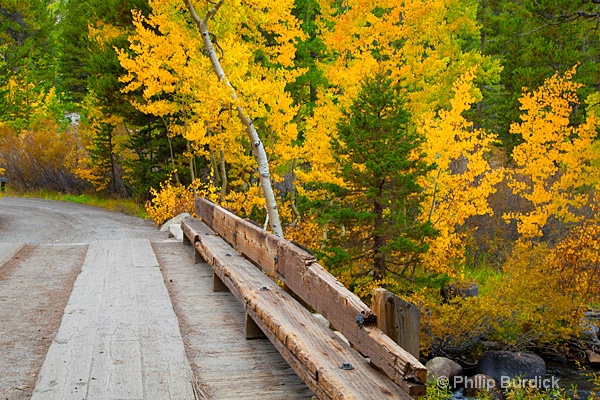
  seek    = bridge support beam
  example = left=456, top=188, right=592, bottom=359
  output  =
left=245, top=313, right=267, bottom=340
left=212, top=271, right=229, bottom=292
left=194, top=250, right=203, bottom=264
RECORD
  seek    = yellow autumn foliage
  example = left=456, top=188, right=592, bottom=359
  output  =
left=418, top=69, right=503, bottom=275
left=0, top=163, right=4, bottom=198
left=72, top=92, right=131, bottom=192
left=504, top=66, right=600, bottom=239
left=120, top=0, right=305, bottom=222
left=294, top=1, right=502, bottom=278
left=409, top=242, right=583, bottom=356
left=145, top=177, right=205, bottom=225
left=550, top=195, right=600, bottom=307
left=0, top=90, right=88, bottom=193
left=317, top=0, right=500, bottom=119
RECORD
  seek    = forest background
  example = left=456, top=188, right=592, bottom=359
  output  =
left=1, top=0, right=599, bottom=363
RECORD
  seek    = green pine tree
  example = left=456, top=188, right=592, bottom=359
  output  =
left=324, top=72, right=438, bottom=282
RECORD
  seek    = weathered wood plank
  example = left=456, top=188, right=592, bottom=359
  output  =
left=32, top=240, right=195, bottom=400
left=188, top=202, right=427, bottom=395
left=185, top=218, right=411, bottom=400
left=373, top=288, right=421, bottom=359
left=298, top=263, right=426, bottom=395
left=213, top=205, right=237, bottom=245
left=194, top=200, right=281, bottom=276
left=153, top=240, right=314, bottom=400
left=130, top=238, right=160, bottom=268
left=181, top=216, right=211, bottom=244
left=235, top=217, right=280, bottom=276
left=195, top=196, right=215, bottom=227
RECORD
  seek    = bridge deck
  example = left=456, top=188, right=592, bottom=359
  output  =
left=31, top=239, right=196, bottom=399
left=1, top=237, right=312, bottom=399
left=154, top=240, right=313, bottom=399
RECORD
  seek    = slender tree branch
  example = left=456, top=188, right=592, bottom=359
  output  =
left=203, top=0, right=224, bottom=25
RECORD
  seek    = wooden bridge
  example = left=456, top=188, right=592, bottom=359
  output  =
left=180, top=198, right=427, bottom=399
left=0, top=196, right=426, bottom=399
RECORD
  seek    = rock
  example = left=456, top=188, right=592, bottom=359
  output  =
left=426, top=357, right=463, bottom=388
left=441, top=282, right=479, bottom=301
left=160, top=213, right=191, bottom=232
left=168, top=223, right=184, bottom=241
left=463, top=374, right=503, bottom=400
left=581, top=318, right=599, bottom=340
left=481, top=341, right=502, bottom=350
left=586, top=350, right=600, bottom=365
left=584, top=310, right=600, bottom=319
left=477, top=351, right=546, bottom=384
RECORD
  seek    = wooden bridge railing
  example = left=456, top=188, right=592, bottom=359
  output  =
left=181, top=197, right=426, bottom=399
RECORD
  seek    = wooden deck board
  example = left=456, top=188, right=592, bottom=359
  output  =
left=0, top=244, right=86, bottom=400
left=32, top=240, right=195, bottom=400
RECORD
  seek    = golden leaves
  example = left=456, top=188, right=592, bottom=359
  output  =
left=317, top=0, right=500, bottom=120
left=504, top=66, right=599, bottom=238
left=418, top=69, right=502, bottom=274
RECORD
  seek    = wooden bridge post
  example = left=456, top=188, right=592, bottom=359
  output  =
left=194, top=250, right=203, bottom=264
left=372, top=288, right=421, bottom=359
left=245, top=313, right=267, bottom=339
left=212, top=272, right=229, bottom=292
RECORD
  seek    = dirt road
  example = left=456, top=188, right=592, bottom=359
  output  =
left=0, top=197, right=163, bottom=244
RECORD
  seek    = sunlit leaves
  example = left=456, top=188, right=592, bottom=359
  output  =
left=316, top=0, right=501, bottom=119
left=119, top=0, right=305, bottom=221
left=418, top=68, right=502, bottom=274
left=504, top=67, right=599, bottom=238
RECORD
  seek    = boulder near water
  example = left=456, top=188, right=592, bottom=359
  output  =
left=477, top=350, right=546, bottom=386
left=426, top=357, right=464, bottom=388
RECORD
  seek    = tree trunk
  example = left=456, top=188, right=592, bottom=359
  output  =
left=219, top=150, right=227, bottom=200
left=373, top=200, right=386, bottom=280
left=183, top=0, right=284, bottom=238
left=186, top=141, right=196, bottom=182
left=107, top=125, right=118, bottom=196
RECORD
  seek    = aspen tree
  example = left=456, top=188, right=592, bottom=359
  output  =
left=182, top=0, right=287, bottom=237
left=504, top=67, right=599, bottom=239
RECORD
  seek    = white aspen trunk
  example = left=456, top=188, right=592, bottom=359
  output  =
left=183, top=0, right=284, bottom=238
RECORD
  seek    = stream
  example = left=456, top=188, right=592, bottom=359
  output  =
left=450, top=364, right=599, bottom=399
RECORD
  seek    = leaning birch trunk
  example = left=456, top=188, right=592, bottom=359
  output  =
left=183, top=0, right=284, bottom=238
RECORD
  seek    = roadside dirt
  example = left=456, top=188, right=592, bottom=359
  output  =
left=0, top=196, right=164, bottom=400
left=0, top=244, right=86, bottom=399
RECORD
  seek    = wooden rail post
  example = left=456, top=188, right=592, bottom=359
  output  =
left=245, top=313, right=267, bottom=339
left=212, top=272, right=229, bottom=292
left=372, top=288, right=421, bottom=359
